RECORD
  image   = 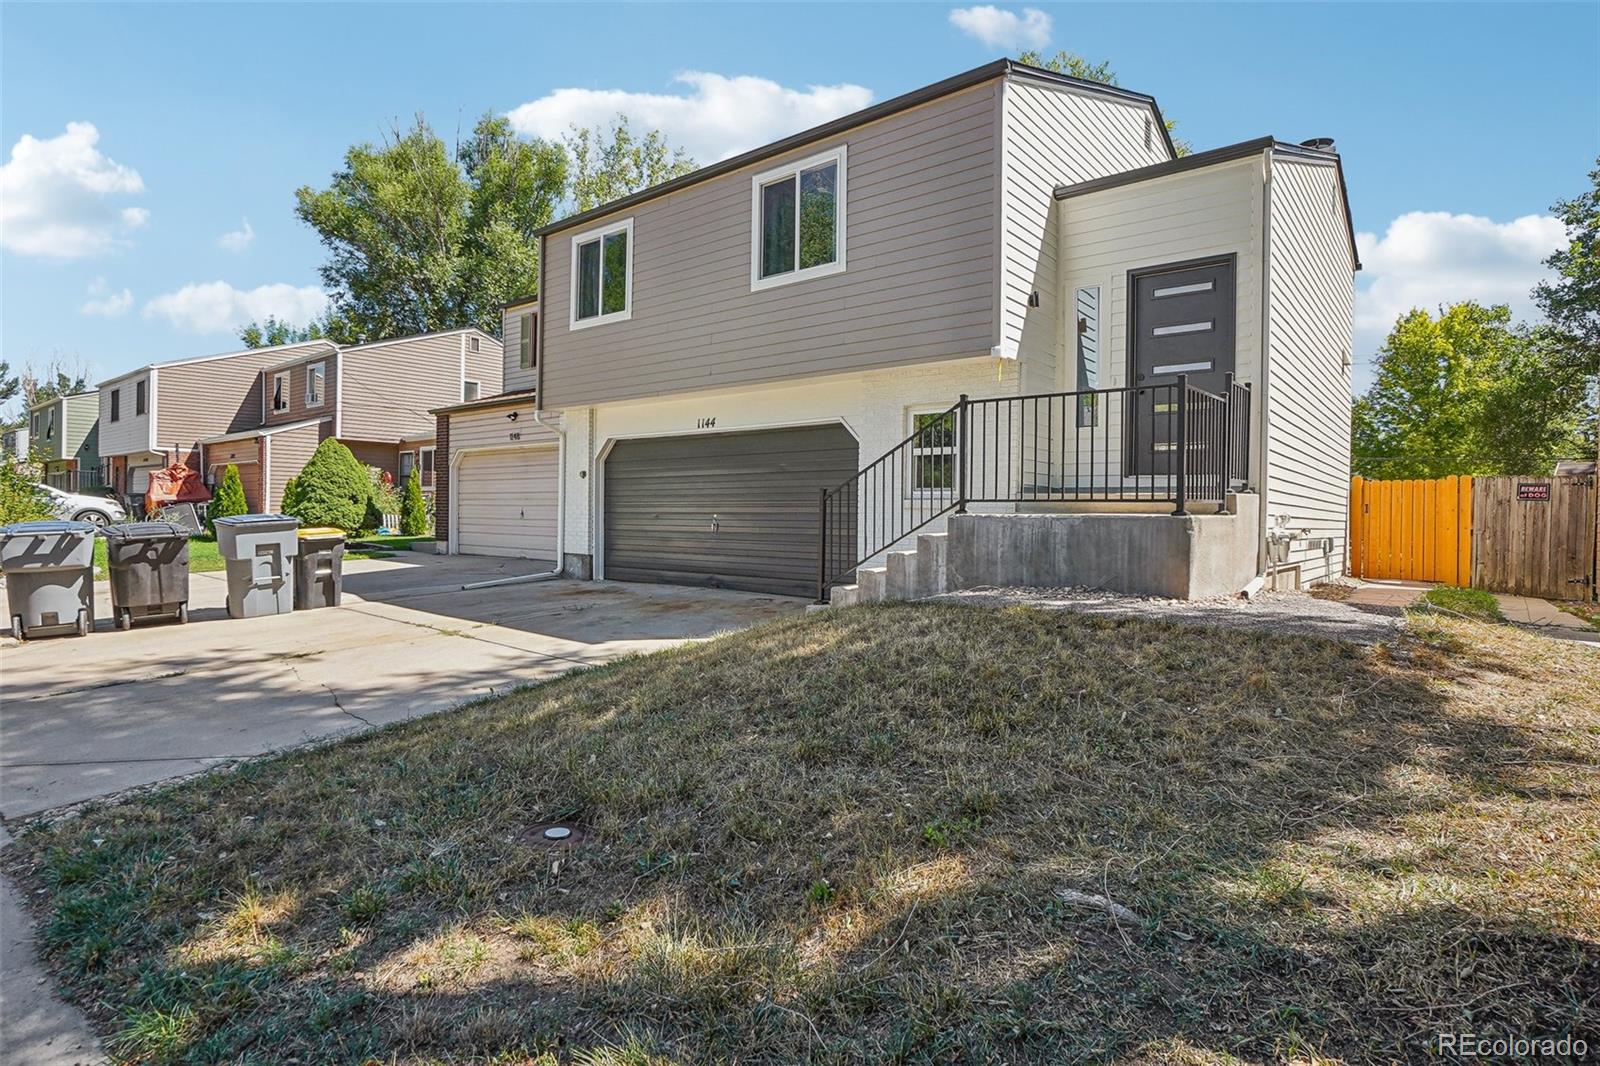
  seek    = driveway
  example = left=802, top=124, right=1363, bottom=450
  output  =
left=0, top=551, right=804, bottom=820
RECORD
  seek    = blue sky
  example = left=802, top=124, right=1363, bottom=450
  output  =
left=3, top=1, right=1595, bottom=401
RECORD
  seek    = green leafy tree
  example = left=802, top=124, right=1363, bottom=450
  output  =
left=1018, top=50, right=1191, bottom=156
left=1533, top=159, right=1600, bottom=379
left=400, top=465, right=429, bottom=536
left=207, top=464, right=249, bottom=531
left=238, top=314, right=336, bottom=350
left=564, top=115, right=697, bottom=213
left=294, top=114, right=567, bottom=342
left=0, top=460, right=52, bottom=524
left=281, top=439, right=370, bottom=531
left=1352, top=302, right=1590, bottom=478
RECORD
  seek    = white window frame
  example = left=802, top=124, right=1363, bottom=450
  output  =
left=399, top=450, right=416, bottom=479
left=271, top=371, right=290, bottom=413
left=568, top=217, right=634, bottom=330
left=305, top=361, right=325, bottom=407
left=463, top=380, right=481, bottom=402
left=749, top=145, right=847, bottom=293
left=906, top=405, right=957, bottom=498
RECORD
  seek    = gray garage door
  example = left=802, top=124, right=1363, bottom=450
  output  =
left=604, top=424, right=858, bottom=598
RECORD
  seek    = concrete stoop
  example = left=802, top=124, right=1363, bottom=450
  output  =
left=827, top=532, right=949, bottom=606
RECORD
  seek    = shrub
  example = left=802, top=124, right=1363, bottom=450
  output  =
left=400, top=465, right=429, bottom=536
left=0, top=459, right=52, bottom=525
left=207, top=464, right=248, bottom=531
left=361, top=467, right=399, bottom=533
left=281, top=439, right=368, bottom=531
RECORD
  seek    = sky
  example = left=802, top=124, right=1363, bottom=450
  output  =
left=2, top=1, right=1596, bottom=402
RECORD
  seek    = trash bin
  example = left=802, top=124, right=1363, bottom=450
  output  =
left=214, top=514, right=300, bottom=618
left=294, top=527, right=346, bottom=610
left=102, top=521, right=191, bottom=629
left=0, top=520, right=97, bottom=639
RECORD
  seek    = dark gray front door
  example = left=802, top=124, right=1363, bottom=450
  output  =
left=1127, top=256, right=1236, bottom=475
left=604, top=424, right=859, bottom=598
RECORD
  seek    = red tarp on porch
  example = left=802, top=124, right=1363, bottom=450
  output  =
left=144, top=462, right=212, bottom=513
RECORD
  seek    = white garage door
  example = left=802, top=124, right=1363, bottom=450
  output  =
left=456, top=447, right=558, bottom=560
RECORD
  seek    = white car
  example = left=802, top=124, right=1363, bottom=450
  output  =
left=37, top=484, right=127, bottom=526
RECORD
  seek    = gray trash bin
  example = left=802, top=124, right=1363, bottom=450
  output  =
left=214, top=514, right=300, bottom=618
left=293, top=527, right=346, bottom=610
left=0, top=520, right=97, bottom=639
left=103, top=521, right=191, bottom=629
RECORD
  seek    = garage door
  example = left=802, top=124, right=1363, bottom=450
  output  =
left=456, top=447, right=558, bottom=560
left=604, top=424, right=858, bottom=597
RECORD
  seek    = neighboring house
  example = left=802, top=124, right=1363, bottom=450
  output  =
left=1, top=424, right=30, bottom=461
left=442, top=59, right=1360, bottom=601
left=27, top=391, right=103, bottom=491
left=198, top=328, right=501, bottom=512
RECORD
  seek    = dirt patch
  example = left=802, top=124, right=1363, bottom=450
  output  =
left=933, top=585, right=1407, bottom=644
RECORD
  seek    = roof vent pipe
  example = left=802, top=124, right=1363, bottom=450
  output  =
left=1299, top=137, right=1336, bottom=153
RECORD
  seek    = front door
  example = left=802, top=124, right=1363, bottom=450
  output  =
left=1127, top=256, right=1236, bottom=475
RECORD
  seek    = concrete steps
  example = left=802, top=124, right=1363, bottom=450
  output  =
left=825, top=531, right=949, bottom=607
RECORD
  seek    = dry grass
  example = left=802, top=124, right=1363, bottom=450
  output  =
left=8, top=603, right=1599, bottom=1063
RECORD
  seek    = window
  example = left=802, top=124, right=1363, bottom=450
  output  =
left=468, top=335, right=480, bottom=353
left=419, top=446, right=435, bottom=486
left=305, top=361, right=325, bottom=406
left=136, top=379, right=147, bottom=416
left=109, top=388, right=121, bottom=422
left=463, top=380, right=481, bottom=402
left=271, top=371, right=290, bottom=412
left=1074, top=286, right=1100, bottom=427
left=30, top=414, right=39, bottom=438
left=909, top=409, right=957, bottom=493
left=569, top=218, right=632, bottom=328
left=399, top=450, right=415, bottom=479
left=750, top=146, right=846, bottom=290
left=518, top=312, right=536, bottom=369
left=45, top=410, right=55, bottom=441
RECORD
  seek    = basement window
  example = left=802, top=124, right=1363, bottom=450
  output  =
left=569, top=218, right=632, bottom=329
left=751, top=146, right=846, bottom=290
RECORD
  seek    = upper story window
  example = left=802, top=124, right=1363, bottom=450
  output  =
left=305, top=361, right=326, bottom=406
left=463, top=380, right=481, bottom=402
left=518, top=312, right=536, bottom=369
left=569, top=218, right=632, bottom=329
left=750, top=146, right=846, bottom=291
left=30, top=413, right=39, bottom=438
left=272, top=371, right=290, bottom=412
left=109, top=388, right=121, bottom=422
left=45, top=410, right=55, bottom=441
left=136, top=379, right=147, bottom=416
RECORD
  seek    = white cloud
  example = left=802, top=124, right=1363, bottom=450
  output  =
left=0, top=122, right=148, bottom=258
left=506, top=72, right=875, bottom=164
left=1352, top=211, right=1565, bottom=365
left=949, top=5, right=1052, bottom=49
left=142, top=281, right=328, bottom=334
left=80, top=278, right=133, bottom=317
left=218, top=218, right=255, bottom=252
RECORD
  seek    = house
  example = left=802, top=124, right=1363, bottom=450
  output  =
left=439, top=59, right=1358, bottom=600
left=1, top=425, right=29, bottom=461
left=27, top=391, right=103, bottom=491
left=197, top=328, right=502, bottom=512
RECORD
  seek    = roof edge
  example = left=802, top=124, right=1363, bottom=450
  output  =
left=430, top=387, right=538, bottom=417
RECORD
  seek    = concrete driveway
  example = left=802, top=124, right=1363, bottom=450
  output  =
left=1, top=551, right=804, bottom=820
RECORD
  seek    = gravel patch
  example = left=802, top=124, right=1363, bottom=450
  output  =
left=932, top=585, right=1407, bottom=645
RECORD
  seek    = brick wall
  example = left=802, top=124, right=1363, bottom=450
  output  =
left=434, top=413, right=450, bottom=546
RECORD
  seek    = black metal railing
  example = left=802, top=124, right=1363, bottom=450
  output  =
left=817, top=376, right=1252, bottom=599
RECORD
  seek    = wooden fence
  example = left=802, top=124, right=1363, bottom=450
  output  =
left=1349, top=475, right=1473, bottom=584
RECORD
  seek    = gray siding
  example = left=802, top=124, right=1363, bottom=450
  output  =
left=541, top=80, right=1002, bottom=409
left=265, top=422, right=324, bottom=512
left=1264, top=156, right=1356, bottom=586
left=1001, top=78, right=1171, bottom=392
left=340, top=331, right=500, bottom=442
left=97, top=373, right=152, bottom=458
left=502, top=303, right=538, bottom=394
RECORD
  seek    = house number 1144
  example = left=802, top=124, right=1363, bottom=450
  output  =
left=696, top=417, right=717, bottom=429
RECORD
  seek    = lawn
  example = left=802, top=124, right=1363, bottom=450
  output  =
left=91, top=533, right=407, bottom=577
left=1417, top=585, right=1505, bottom=623
left=7, top=604, right=1597, bottom=1062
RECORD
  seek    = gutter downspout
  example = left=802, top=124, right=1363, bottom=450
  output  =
left=458, top=409, right=567, bottom=592
left=1256, top=147, right=1275, bottom=582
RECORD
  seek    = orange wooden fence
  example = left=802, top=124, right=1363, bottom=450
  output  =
left=1349, top=475, right=1473, bottom=585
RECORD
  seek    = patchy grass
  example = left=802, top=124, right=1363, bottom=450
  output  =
left=1417, top=585, right=1505, bottom=623
left=92, top=536, right=225, bottom=580
left=1557, top=599, right=1600, bottom=631
left=8, top=605, right=1598, bottom=1062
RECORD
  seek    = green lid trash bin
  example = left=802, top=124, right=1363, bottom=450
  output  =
left=214, top=514, right=299, bottom=618
left=101, top=521, right=191, bottom=629
left=0, top=520, right=97, bottom=639
left=294, top=527, right=346, bottom=610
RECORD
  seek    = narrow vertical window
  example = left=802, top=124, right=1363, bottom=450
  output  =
left=110, top=389, right=121, bottom=422
left=518, top=312, right=535, bottom=369
left=569, top=219, right=632, bottom=328
left=305, top=361, right=325, bottom=405
left=751, top=147, right=846, bottom=289
left=136, top=379, right=147, bottom=415
left=1075, top=286, right=1100, bottom=428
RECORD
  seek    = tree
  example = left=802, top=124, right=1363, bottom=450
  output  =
left=400, top=465, right=429, bottom=536
left=207, top=464, right=249, bottom=531
left=281, top=439, right=369, bottom=531
left=294, top=113, right=567, bottom=343
left=1, top=356, right=90, bottom=422
left=0, top=460, right=52, bottom=525
left=564, top=115, right=697, bottom=213
left=1352, top=302, right=1590, bottom=478
left=238, top=314, right=333, bottom=349
left=1533, top=159, right=1600, bottom=378
left=1018, top=50, right=1191, bottom=156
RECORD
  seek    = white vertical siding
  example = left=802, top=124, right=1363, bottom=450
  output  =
left=97, top=373, right=153, bottom=457
left=1263, top=156, right=1356, bottom=585
left=1001, top=78, right=1171, bottom=393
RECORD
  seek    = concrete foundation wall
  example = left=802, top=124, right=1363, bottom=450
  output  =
left=948, top=493, right=1260, bottom=599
